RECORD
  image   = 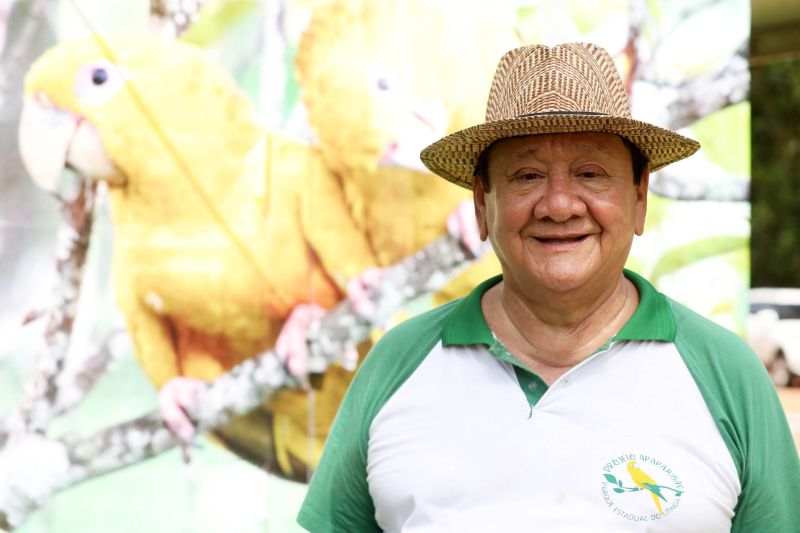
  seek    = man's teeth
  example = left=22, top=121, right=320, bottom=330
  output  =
left=538, top=236, right=586, bottom=243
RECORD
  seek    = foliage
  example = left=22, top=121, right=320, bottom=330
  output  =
left=181, top=0, right=260, bottom=47
left=751, top=57, right=800, bottom=287
left=692, top=102, right=750, bottom=176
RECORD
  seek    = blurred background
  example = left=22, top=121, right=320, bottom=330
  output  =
left=0, top=0, right=797, bottom=531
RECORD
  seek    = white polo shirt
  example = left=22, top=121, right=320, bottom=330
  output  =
left=298, top=271, right=800, bottom=532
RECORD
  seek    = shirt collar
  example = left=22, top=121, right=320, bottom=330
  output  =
left=615, top=269, right=676, bottom=342
left=441, top=269, right=676, bottom=347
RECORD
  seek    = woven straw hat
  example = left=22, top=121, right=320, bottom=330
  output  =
left=420, top=42, right=700, bottom=189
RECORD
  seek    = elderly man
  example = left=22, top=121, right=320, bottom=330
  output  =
left=297, top=43, right=800, bottom=532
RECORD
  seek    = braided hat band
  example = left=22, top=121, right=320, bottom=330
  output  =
left=420, top=43, right=700, bottom=189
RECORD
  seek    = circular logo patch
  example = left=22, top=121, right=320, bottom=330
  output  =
left=600, top=453, right=684, bottom=523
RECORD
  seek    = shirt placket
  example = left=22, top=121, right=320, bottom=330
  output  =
left=488, top=337, right=617, bottom=413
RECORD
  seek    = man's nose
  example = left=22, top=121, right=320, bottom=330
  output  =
left=533, top=174, right=586, bottom=222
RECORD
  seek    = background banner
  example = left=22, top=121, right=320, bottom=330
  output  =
left=0, top=0, right=749, bottom=531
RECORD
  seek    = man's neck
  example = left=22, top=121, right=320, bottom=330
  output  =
left=481, top=274, right=639, bottom=385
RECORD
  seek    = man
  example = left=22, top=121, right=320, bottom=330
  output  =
left=297, top=43, right=800, bottom=532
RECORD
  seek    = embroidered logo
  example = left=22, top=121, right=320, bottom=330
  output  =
left=600, top=453, right=684, bottom=523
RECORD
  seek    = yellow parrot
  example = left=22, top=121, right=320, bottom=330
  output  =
left=18, top=34, right=378, bottom=481
left=627, top=460, right=667, bottom=515
left=294, top=0, right=518, bottom=302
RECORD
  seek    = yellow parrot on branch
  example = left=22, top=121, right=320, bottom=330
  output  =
left=18, top=34, right=378, bottom=480
left=294, top=0, right=515, bottom=302
left=18, top=0, right=516, bottom=481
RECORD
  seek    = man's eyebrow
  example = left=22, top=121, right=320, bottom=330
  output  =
left=573, top=143, right=611, bottom=155
left=512, top=148, right=539, bottom=160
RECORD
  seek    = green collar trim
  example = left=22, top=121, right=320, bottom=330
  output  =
left=616, top=269, right=676, bottom=342
left=441, top=275, right=501, bottom=346
left=441, top=269, right=675, bottom=347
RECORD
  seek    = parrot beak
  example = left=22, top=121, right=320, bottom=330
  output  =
left=18, top=92, right=124, bottom=193
left=379, top=99, right=447, bottom=172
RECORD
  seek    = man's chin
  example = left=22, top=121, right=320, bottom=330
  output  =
left=519, top=260, right=604, bottom=293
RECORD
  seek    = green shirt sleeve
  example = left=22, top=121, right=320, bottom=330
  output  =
left=296, top=373, right=380, bottom=533
left=297, top=300, right=457, bottom=532
left=670, top=299, right=800, bottom=532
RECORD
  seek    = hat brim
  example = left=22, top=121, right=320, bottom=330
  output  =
left=420, top=114, right=700, bottom=189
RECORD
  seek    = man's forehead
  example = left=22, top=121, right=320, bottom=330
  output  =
left=491, top=132, right=626, bottom=160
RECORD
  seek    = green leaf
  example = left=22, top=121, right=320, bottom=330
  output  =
left=690, top=102, right=750, bottom=175
left=650, top=236, right=747, bottom=284
left=181, top=0, right=260, bottom=47
left=603, top=474, right=618, bottom=484
left=613, top=488, right=625, bottom=494
left=517, top=6, right=538, bottom=20
left=566, top=0, right=627, bottom=35
left=281, top=44, right=300, bottom=125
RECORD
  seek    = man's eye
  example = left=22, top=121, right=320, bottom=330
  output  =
left=578, top=171, right=600, bottom=179
left=517, top=172, right=542, bottom=181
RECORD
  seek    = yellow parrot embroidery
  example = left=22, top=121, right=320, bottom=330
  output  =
left=627, top=460, right=668, bottom=515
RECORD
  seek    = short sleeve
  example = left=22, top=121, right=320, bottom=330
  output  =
left=296, top=373, right=380, bottom=532
left=728, top=373, right=800, bottom=532
left=669, top=299, right=800, bottom=532
left=297, top=300, right=461, bottom=531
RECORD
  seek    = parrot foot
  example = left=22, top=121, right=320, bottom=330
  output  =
left=276, top=301, right=361, bottom=379
left=158, top=376, right=205, bottom=463
left=447, top=199, right=488, bottom=258
left=346, top=267, right=384, bottom=317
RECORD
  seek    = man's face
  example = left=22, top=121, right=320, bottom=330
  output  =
left=474, top=132, right=649, bottom=296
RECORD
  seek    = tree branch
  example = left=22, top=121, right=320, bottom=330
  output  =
left=0, top=234, right=488, bottom=530
left=54, top=329, right=126, bottom=417
left=665, top=43, right=749, bottom=132
left=637, top=40, right=749, bottom=201
left=4, top=180, right=97, bottom=445
left=649, top=168, right=749, bottom=202
left=149, top=0, right=209, bottom=37
left=0, top=0, right=48, bottom=112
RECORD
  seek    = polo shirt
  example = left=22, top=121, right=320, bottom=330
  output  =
left=298, top=270, right=800, bottom=532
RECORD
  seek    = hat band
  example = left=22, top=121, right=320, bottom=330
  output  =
left=518, top=111, right=609, bottom=117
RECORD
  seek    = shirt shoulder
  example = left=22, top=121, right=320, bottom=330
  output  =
left=338, top=298, right=461, bottom=429
left=667, top=297, right=800, bottom=532
left=297, top=298, right=462, bottom=532
left=669, top=297, right=760, bottom=366
left=360, top=297, right=461, bottom=375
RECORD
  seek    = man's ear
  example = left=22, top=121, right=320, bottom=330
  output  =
left=473, top=177, right=489, bottom=241
left=634, top=167, right=649, bottom=236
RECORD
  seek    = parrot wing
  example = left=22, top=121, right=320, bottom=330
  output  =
left=642, top=482, right=668, bottom=502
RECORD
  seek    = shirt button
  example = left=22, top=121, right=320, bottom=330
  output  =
left=528, top=381, right=538, bottom=391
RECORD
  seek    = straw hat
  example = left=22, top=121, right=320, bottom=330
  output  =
left=420, top=42, right=700, bottom=189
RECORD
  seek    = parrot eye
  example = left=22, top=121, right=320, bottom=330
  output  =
left=366, top=66, right=395, bottom=95
left=75, top=60, right=126, bottom=107
left=91, top=68, right=108, bottom=85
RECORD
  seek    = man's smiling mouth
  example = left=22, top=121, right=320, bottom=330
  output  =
left=535, top=235, right=589, bottom=244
